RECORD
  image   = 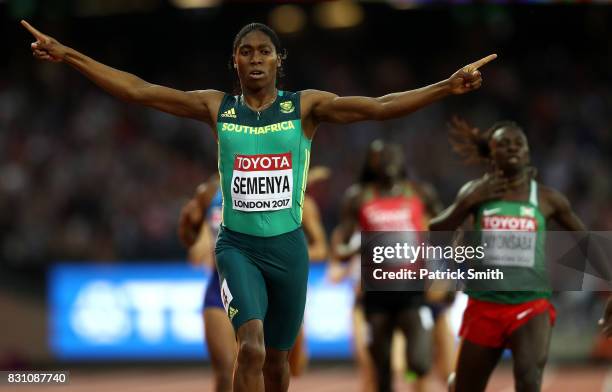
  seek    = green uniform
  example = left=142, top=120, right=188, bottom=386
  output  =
left=214, top=90, right=310, bottom=350
left=468, top=180, right=551, bottom=304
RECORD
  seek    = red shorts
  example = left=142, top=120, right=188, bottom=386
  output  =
left=459, top=297, right=556, bottom=348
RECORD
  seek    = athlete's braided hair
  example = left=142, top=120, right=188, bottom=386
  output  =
left=449, top=117, right=537, bottom=179
left=230, top=23, right=288, bottom=78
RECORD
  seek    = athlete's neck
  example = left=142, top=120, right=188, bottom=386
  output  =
left=241, top=86, right=278, bottom=112
left=502, top=168, right=530, bottom=190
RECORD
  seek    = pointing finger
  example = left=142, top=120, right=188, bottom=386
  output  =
left=21, top=20, right=45, bottom=40
left=465, top=54, right=497, bottom=72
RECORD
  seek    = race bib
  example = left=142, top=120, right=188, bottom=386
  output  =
left=481, top=215, right=537, bottom=267
left=231, top=153, right=293, bottom=212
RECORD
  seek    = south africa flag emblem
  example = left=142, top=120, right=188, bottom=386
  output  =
left=280, top=100, right=295, bottom=114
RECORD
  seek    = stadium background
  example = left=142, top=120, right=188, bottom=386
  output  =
left=0, top=0, right=611, bottom=390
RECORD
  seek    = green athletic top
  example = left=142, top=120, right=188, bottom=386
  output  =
left=216, top=90, right=311, bottom=237
left=468, top=180, right=551, bottom=304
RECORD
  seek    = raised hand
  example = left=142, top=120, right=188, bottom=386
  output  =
left=448, top=54, right=497, bottom=95
left=463, top=172, right=508, bottom=207
left=21, top=20, right=67, bottom=62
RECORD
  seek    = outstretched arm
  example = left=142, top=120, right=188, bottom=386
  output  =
left=22, top=20, right=222, bottom=125
left=301, top=54, right=496, bottom=137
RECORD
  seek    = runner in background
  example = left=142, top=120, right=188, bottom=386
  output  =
left=430, top=117, right=592, bottom=392
left=331, top=141, right=445, bottom=392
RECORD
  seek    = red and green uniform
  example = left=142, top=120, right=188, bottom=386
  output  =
left=460, top=180, right=556, bottom=348
left=214, top=91, right=310, bottom=350
left=360, top=183, right=431, bottom=313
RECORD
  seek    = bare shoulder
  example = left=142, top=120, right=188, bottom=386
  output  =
left=186, top=90, right=225, bottom=125
left=190, top=89, right=225, bottom=110
left=537, top=183, right=570, bottom=211
left=300, top=89, right=337, bottom=112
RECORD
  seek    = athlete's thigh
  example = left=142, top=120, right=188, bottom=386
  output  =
left=454, top=339, right=504, bottom=392
left=507, top=312, right=552, bottom=374
left=262, top=229, right=309, bottom=351
left=215, top=246, right=268, bottom=330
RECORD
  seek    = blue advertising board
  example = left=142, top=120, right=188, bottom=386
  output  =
left=49, top=262, right=355, bottom=360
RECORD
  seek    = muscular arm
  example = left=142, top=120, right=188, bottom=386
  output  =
left=300, top=54, right=496, bottom=138
left=66, top=49, right=222, bottom=123
left=305, top=82, right=450, bottom=124
left=22, top=20, right=222, bottom=125
left=302, top=195, right=328, bottom=261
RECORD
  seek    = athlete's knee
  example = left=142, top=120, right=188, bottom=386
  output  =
left=513, top=355, right=547, bottom=392
left=238, top=340, right=266, bottom=368
left=514, top=370, right=544, bottom=392
left=236, top=321, right=265, bottom=369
